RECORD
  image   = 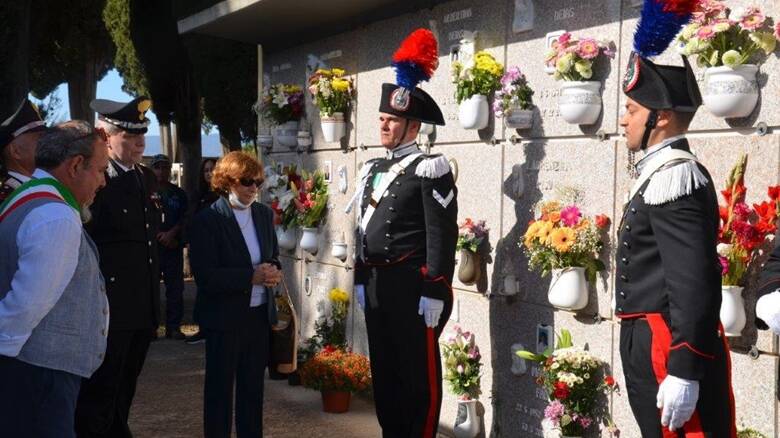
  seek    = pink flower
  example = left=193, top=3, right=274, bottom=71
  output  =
left=740, top=8, right=765, bottom=31
left=576, top=38, right=601, bottom=60
left=719, top=256, right=729, bottom=276
left=733, top=202, right=750, bottom=221
left=578, top=416, right=593, bottom=428
left=557, top=32, right=572, bottom=46
left=774, top=22, right=780, bottom=40
left=560, top=205, right=582, bottom=227
left=543, top=400, right=565, bottom=421
left=697, top=25, right=716, bottom=40
left=456, top=364, right=465, bottom=374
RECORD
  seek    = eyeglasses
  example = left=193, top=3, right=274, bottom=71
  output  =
left=239, top=178, right=264, bottom=188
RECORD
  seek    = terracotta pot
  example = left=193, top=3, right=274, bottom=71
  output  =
left=457, top=249, right=481, bottom=285
left=321, top=390, right=351, bottom=413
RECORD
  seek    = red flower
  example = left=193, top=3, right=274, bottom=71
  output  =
left=604, top=375, right=615, bottom=386
left=553, top=382, right=570, bottom=400
left=769, top=186, right=780, bottom=201
left=595, top=214, right=611, bottom=230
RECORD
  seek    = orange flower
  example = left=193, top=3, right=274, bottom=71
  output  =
left=595, top=214, right=610, bottom=229
left=548, top=211, right=561, bottom=223
left=549, top=227, right=576, bottom=252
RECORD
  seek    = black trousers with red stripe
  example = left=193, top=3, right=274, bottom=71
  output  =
left=619, top=316, right=736, bottom=438
left=364, top=264, right=453, bottom=438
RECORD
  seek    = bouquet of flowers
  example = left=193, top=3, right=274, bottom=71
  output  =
left=522, top=200, right=610, bottom=282
left=717, top=154, right=780, bottom=286
left=544, top=32, right=615, bottom=81
left=451, top=51, right=504, bottom=104
left=441, top=325, right=482, bottom=400
left=266, top=164, right=302, bottom=230
left=677, top=0, right=779, bottom=68
left=457, top=218, right=489, bottom=253
left=293, top=170, right=328, bottom=228
left=262, top=83, right=304, bottom=125
left=493, top=66, right=535, bottom=118
left=308, top=68, right=355, bottom=117
left=300, top=345, right=372, bottom=393
left=517, top=330, right=619, bottom=437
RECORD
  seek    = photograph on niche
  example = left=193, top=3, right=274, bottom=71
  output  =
left=323, top=161, right=333, bottom=183
left=276, top=162, right=284, bottom=175
left=536, top=324, right=553, bottom=354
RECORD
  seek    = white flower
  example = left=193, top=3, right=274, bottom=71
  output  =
left=272, top=93, right=288, bottom=108
left=717, top=243, right=732, bottom=257
left=278, top=191, right=295, bottom=210
left=729, top=6, right=748, bottom=22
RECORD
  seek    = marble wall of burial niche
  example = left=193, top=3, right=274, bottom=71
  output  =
left=278, top=254, right=303, bottom=334
left=419, top=0, right=508, bottom=145
left=617, top=0, right=780, bottom=133
left=355, top=10, right=432, bottom=147
left=615, top=134, right=780, bottom=354
left=298, top=149, right=357, bottom=265
left=263, top=47, right=308, bottom=152
left=732, top=352, right=777, bottom=437
left=423, top=142, right=504, bottom=295
left=438, top=289, right=494, bottom=436
left=488, top=301, right=614, bottom=437
left=505, top=0, right=622, bottom=139
left=500, top=139, right=618, bottom=319
left=299, top=31, right=360, bottom=151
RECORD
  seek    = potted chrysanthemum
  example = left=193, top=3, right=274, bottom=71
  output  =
left=544, top=32, right=614, bottom=125
left=522, top=200, right=610, bottom=310
left=451, top=51, right=504, bottom=130
left=677, top=1, right=779, bottom=118
left=308, top=68, right=355, bottom=142
left=494, top=66, right=535, bottom=130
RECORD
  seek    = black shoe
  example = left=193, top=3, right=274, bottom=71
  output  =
left=185, top=331, right=206, bottom=344
left=166, top=328, right=186, bottom=340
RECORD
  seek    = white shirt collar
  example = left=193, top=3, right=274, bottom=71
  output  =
left=7, top=170, right=31, bottom=184
left=111, top=159, right=133, bottom=172
left=32, top=168, right=57, bottom=180
left=636, top=135, right=686, bottom=173
left=386, top=141, right=419, bottom=159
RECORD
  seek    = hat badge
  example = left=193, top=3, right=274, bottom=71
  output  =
left=390, top=88, right=411, bottom=112
left=623, top=52, right=641, bottom=93
left=137, top=99, right=152, bottom=121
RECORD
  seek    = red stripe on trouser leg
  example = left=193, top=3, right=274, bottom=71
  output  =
left=423, top=327, right=438, bottom=438
left=719, top=324, right=738, bottom=438
left=645, top=314, right=705, bottom=438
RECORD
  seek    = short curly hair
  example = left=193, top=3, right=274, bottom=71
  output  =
left=211, top=151, right=264, bottom=194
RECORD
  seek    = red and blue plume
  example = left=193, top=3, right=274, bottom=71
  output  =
left=391, top=28, right=439, bottom=90
left=634, top=0, right=700, bottom=58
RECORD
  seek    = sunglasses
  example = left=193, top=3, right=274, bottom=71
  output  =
left=239, top=177, right=264, bottom=188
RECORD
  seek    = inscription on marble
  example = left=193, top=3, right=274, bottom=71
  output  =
left=448, top=30, right=469, bottom=41
left=554, top=7, right=576, bottom=21
left=515, top=402, right=544, bottom=437
left=320, top=50, right=342, bottom=60
left=272, top=63, right=292, bottom=73
left=443, top=8, right=472, bottom=23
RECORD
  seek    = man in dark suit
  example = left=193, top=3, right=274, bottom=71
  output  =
left=349, top=29, right=458, bottom=438
left=75, top=97, right=161, bottom=438
left=615, top=51, right=736, bottom=436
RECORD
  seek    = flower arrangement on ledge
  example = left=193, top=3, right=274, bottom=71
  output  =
left=299, top=346, right=372, bottom=393
left=266, top=164, right=301, bottom=231
left=262, top=83, right=304, bottom=125
left=544, top=32, right=614, bottom=82
left=294, top=170, right=329, bottom=229
left=451, top=51, right=504, bottom=130
left=441, top=325, right=483, bottom=400
left=494, top=66, right=535, bottom=130
left=308, top=68, right=355, bottom=116
left=456, top=218, right=489, bottom=286
left=517, top=329, right=619, bottom=437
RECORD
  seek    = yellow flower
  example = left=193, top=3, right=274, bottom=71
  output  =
left=331, top=68, right=345, bottom=77
left=535, top=221, right=554, bottom=243
left=541, top=201, right=562, bottom=215
left=315, top=68, right=331, bottom=76
left=524, top=221, right=543, bottom=247
left=332, top=78, right=351, bottom=92
left=549, top=227, right=576, bottom=253
left=329, top=288, right=350, bottom=303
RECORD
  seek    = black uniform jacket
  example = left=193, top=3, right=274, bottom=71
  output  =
left=355, top=147, right=458, bottom=301
left=615, top=138, right=722, bottom=380
left=86, top=160, right=161, bottom=330
left=188, top=196, right=280, bottom=330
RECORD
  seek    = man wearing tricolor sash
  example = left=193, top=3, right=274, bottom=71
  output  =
left=348, top=29, right=457, bottom=437
left=0, top=121, right=110, bottom=437
left=0, top=98, right=48, bottom=203
left=615, top=1, right=736, bottom=436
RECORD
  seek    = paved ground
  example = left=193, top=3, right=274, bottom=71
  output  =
left=128, top=281, right=383, bottom=437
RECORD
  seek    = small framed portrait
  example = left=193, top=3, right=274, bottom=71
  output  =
left=544, top=30, right=567, bottom=74
left=276, top=162, right=284, bottom=174
left=536, top=324, right=553, bottom=354
left=323, top=161, right=333, bottom=183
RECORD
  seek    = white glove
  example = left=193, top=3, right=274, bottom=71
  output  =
left=656, top=375, right=699, bottom=431
left=418, top=297, right=444, bottom=328
left=355, top=284, right=366, bottom=311
left=756, top=290, right=780, bottom=334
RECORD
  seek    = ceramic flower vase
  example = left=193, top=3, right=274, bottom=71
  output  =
left=720, top=285, right=746, bottom=337
left=331, top=242, right=348, bottom=261
left=458, top=94, right=489, bottom=130
left=296, top=130, right=312, bottom=152
left=275, top=120, right=299, bottom=149
left=558, top=81, right=602, bottom=125
left=276, top=226, right=297, bottom=251
left=299, top=227, right=320, bottom=254
left=320, top=112, right=346, bottom=143
left=453, top=399, right=481, bottom=438
left=321, top=390, right=351, bottom=413
left=547, top=267, right=588, bottom=310
left=457, top=249, right=481, bottom=286
left=703, top=65, right=759, bottom=119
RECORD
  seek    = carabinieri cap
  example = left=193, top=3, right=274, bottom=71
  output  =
left=90, top=96, right=152, bottom=134
left=378, top=29, right=445, bottom=126
left=0, top=98, right=47, bottom=149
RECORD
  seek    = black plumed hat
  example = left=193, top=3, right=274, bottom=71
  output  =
left=378, top=83, right=445, bottom=126
left=623, top=52, right=702, bottom=113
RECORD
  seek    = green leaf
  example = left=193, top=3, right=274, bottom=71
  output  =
left=516, top=350, right=544, bottom=362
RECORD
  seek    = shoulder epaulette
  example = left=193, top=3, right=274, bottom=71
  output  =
left=415, top=154, right=450, bottom=179
left=643, top=159, right=708, bottom=205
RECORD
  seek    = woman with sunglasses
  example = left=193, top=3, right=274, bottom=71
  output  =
left=188, top=151, right=282, bottom=438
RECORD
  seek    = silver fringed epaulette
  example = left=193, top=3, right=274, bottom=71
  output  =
left=642, top=159, right=708, bottom=205
left=415, top=154, right=450, bottom=179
